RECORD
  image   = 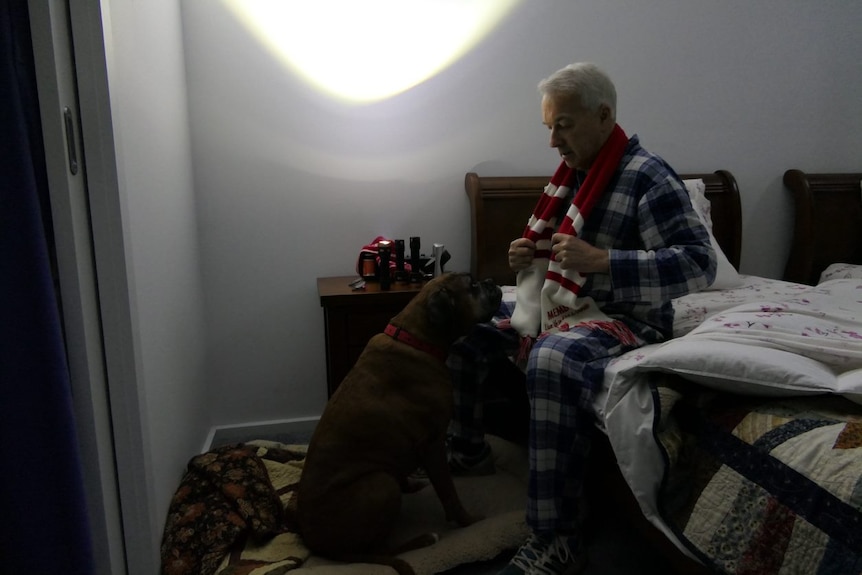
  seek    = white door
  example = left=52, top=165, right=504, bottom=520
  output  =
left=28, top=1, right=126, bottom=573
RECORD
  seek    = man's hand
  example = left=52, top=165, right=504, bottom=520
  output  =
left=552, top=233, right=610, bottom=273
left=508, top=238, right=536, bottom=272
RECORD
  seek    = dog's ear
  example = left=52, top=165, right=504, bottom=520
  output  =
left=427, top=287, right=455, bottom=329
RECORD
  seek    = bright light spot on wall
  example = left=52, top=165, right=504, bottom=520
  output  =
left=222, top=0, right=520, bottom=103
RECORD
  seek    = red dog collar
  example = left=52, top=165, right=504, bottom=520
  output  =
left=384, top=323, right=447, bottom=363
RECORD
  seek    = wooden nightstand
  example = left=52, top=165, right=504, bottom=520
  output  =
left=317, top=276, right=425, bottom=396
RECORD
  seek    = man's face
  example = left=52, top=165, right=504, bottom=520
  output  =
left=542, top=93, right=613, bottom=171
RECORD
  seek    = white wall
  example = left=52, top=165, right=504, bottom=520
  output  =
left=94, top=0, right=209, bottom=569
left=80, top=1, right=861, bottom=568
left=180, top=0, right=861, bottom=427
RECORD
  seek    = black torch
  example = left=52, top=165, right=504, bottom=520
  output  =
left=377, top=240, right=392, bottom=290
left=394, top=239, right=407, bottom=282
left=409, top=236, right=422, bottom=283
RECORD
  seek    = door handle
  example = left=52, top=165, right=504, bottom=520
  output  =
left=63, top=106, right=79, bottom=175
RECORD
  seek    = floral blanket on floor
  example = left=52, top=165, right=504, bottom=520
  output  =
left=160, top=442, right=309, bottom=575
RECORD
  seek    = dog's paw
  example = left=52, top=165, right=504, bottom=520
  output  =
left=461, top=511, right=485, bottom=527
left=448, top=507, right=485, bottom=527
left=391, top=532, right=439, bottom=554
left=402, top=476, right=429, bottom=493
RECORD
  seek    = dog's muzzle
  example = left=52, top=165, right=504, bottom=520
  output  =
left=476, top=278, right=502, bottom=322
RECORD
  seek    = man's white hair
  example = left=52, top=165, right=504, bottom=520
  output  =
left=538, top=62, right=617, bottom=118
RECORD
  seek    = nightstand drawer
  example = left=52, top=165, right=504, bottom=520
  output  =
left=346, top=310, right=398, bottom=345
left=318, top=276, right=425, bottom=396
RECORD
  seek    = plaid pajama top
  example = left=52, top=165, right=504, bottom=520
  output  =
left=567, top=135, right=717, bottom=342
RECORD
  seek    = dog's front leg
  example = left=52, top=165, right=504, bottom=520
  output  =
left=401, top=474, right=428, bottom=494
left=422, top=439, right=483, bottom=527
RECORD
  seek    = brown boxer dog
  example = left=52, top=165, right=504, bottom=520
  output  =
left=296, top=272, right=502, bottom=575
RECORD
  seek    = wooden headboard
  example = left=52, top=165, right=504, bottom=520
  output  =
left=465, top=170, right=742, bottom=286
left=783, top=169, right=862, bottom=285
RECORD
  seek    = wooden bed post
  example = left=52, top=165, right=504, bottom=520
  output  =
left=783, top=169, right=862, bottom=284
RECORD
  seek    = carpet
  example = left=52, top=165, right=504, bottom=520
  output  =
left=216, top=435, right=529, bottom=575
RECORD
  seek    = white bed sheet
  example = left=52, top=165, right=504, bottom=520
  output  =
left=503, top=274, right=809, bottom=425
left=601, top=275, right=862, bottom=560
left=503, top=274, right=807, bottom=338
left=671, top=273, right=809, bottom=336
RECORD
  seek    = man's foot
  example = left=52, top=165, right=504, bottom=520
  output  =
left=448, top=439, right=495, bottom=476
left=497, top=531, right=587, bottom=575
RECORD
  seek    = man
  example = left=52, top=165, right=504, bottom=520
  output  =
left=447, top=62, right=716, bottom=575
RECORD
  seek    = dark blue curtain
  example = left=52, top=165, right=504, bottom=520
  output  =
left=1, top=0, right=96, bottom=572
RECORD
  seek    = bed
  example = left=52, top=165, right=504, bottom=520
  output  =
left=466, top=169, right=862, bottom=574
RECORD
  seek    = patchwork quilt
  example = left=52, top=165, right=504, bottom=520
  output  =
left=601, top=277, right=862, bottom=574
left=656, top=389, right=862, bottom=574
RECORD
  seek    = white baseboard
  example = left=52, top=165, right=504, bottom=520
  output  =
left=202, top=416, right=319, bottom=452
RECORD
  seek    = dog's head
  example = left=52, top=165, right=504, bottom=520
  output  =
left=422, top=272, right=502, bottom=338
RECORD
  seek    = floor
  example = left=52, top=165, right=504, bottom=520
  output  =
left=211, top=423, right=679, bottom=575
left=442, top=501, right=674, bottom=575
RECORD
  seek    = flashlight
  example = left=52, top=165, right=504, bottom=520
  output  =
left=377, top=240, right=392, bottom=290
left=409, top=236, right=422, bottom=283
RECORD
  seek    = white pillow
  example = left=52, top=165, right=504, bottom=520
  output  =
left=840, top=368, right=862, bottom=406
left=818, top=262, right=862, bottom=284
left=637, top=339, right=837, bottom=397
left=683, top=179, right=742, bottom=290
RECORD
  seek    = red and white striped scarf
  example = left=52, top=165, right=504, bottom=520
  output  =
left=510, top=124, right=634, bottom=339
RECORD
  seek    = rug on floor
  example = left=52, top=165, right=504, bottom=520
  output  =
left=213, top=434, right=528, bottom=575
left=296, top=434, right=528, bottom=575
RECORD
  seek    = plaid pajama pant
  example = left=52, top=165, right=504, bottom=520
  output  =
left=447, top=299, right=646, bottom=533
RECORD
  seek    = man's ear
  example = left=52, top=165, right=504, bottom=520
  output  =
left=427, top=287, right=454, bottom=329
left=599, top=104, right=611, bottom=123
